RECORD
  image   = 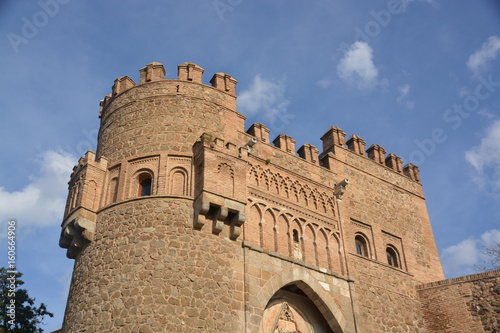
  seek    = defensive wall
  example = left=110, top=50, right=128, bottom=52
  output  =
left=417, top=270, right=500, bottom=333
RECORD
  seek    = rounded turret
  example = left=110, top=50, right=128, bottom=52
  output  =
left=60, top=62, right=248, bottom=332
left=97, top=61, right=243, bottom=164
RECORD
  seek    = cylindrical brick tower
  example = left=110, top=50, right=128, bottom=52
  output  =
left=59, top=62, right=249, bottom=332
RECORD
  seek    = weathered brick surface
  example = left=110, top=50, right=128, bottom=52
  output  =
left=349, top=254, right=428, bottom=332
left=417, top=270, right=500, bottom=333
left=331, top=148, right=444, bottom=285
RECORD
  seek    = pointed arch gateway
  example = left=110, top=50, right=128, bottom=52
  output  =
left=255, top=268, right=353, bottom=333
left=261, top=286, right=334, bottom=333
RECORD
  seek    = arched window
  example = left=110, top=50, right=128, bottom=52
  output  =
left=293, top=229, right=299, bottom=243
left=138, top=173, right=152, bottom=196
left=355, top=235, right=368, bottom=257
left=386, top=246, right=399, bottom=268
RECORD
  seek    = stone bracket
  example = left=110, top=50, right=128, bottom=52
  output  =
left=212, top=206, right=228, bottom=234
left=194, top=201, right=210, bottom=229
left=59, top=212, right=97, bottom=259
left=194, top=191, right=246, bottom=240
left=333, top=179, right=349, bottom=201
left=229, top=211, right=245, bottom=240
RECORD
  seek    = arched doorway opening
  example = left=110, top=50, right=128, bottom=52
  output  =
left=261, top=284, right=334, bottom=333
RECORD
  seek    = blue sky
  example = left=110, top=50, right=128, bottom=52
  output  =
left=0, top=1, right=499, bottom=331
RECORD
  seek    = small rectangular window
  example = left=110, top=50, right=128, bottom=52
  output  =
left=139, top=179, right=151, bottom=196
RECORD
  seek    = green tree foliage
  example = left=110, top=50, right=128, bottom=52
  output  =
left=0, top=268, right=53, bottom=333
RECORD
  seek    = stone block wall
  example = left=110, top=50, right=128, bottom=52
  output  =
left=417, top=270, right=500, bottom=333
left=241, top=242, right=357, bottom=333
left=62, top=198, right=246, bottom=332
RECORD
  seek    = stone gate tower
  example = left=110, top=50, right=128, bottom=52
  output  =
left=59, top=61, right=447, bottom=332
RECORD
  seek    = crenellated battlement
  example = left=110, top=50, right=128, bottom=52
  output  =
left=68, top=150, right=108, bottom=181
left=112, top=75, right=135, bottom=97
left=246, top=122, right=421, bottom=184
left=97, top=61, right=419, bottom=184
left=99, top=61, right=237, bottom=117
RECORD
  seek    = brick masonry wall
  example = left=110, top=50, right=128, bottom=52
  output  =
left=417, top=270, right=500, bottom=333
left=349, top=254, right=428, bottom=332
left=240, top=133, right=442, bottom=332
left=242, top=123, right=444, bottom=285
left=332, top=149, right=444, bottom=284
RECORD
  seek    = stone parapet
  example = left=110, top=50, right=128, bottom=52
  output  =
left=346, top=134, right=366, bottom=156
left=297, top=143, right=319, bottom=165
left=321, top=126, right=346, bottom=154
left=210, top=72, right=237, bottom=96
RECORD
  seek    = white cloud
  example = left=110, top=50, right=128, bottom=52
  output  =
left=441, top=238, right=479, bottom=277
left=237, top=74, right=293, bottom=129
left=477, top=107, right=496, bottom=120
left=316, top=79, right=332, bottom=89
left=441, top=229, right=500, bottom=278
left=465, top=120, right=500, bottom=192
left=398, top=84, right=410, bottom=98
left=337, top=41, right=380, bottom=90
left=0, top=150, right=76, bottom=228
left=467, top=36, right=500, bottom=75
left=480, top=229, right=500, bottom=246
left=396, top=84, right=415, bottom=109
left=458, top=87, right=471, bottom=98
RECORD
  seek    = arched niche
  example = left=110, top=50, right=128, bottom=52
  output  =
left=169, top=167, right=188, bottom=196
